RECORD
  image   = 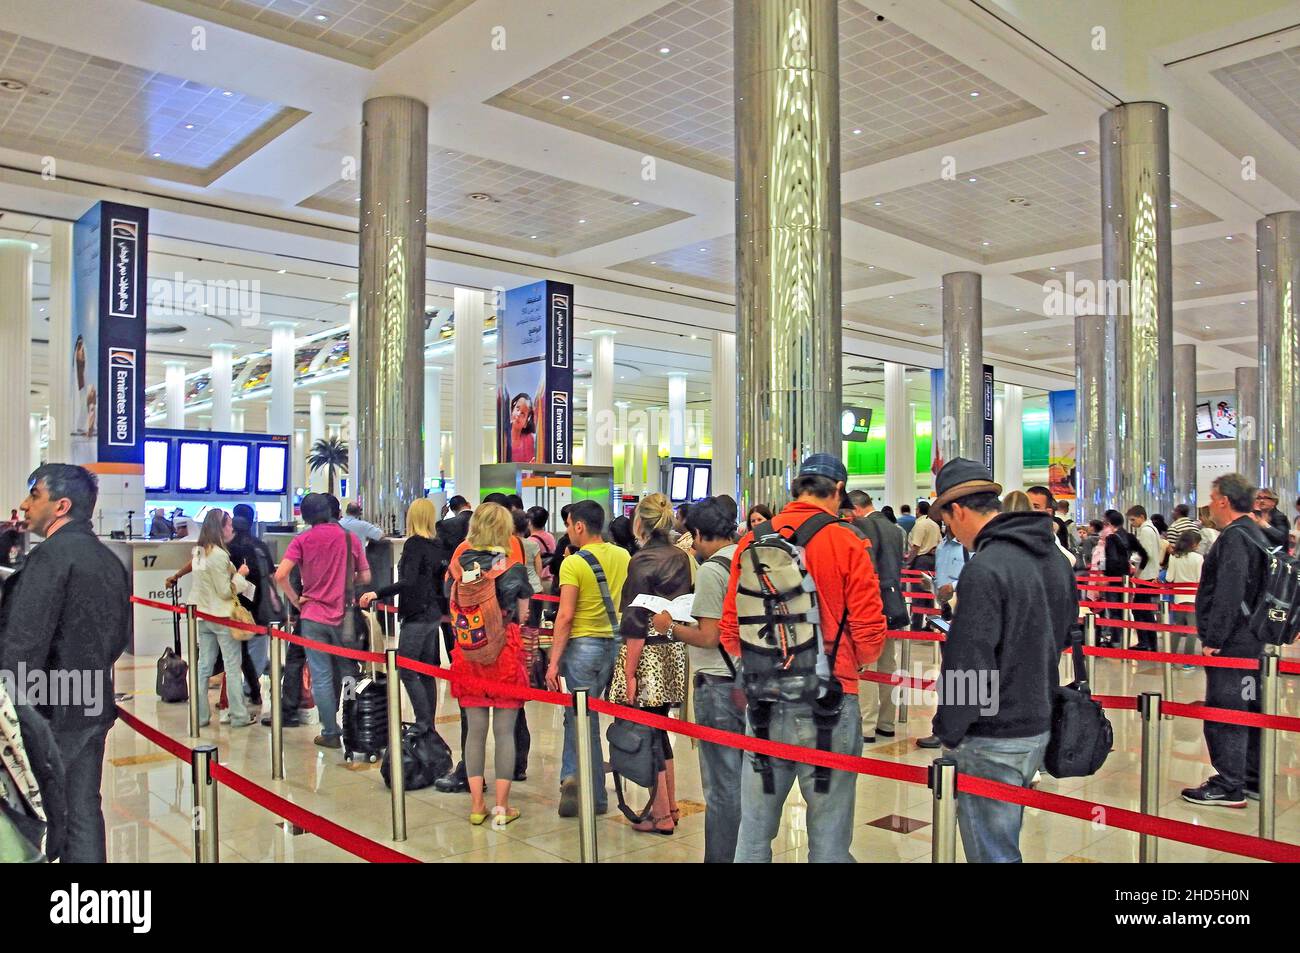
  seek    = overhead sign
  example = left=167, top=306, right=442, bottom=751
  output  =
left=497, top=279, right=575, bottom=465
left=840, top=406, right=873, bottom=442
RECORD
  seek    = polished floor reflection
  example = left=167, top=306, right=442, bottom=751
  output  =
left=102, top=643, right=1300, bottom=863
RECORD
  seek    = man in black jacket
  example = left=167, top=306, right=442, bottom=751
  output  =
left=1182, top=473, right=1270, bottom=808
left=930, top=459, right=1077, bottom=862
left=1252, top=488, right=1291, bottom=550
left=0, top=464, right=130, bottom=863
left=849, top=490, right=908, bottom=743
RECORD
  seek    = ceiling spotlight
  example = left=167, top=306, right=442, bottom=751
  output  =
left=152, top=151, right=162, bottom=158
left=852, top=128, right=862, bottom=135
left=698, top=247, right=706, bottom=252
left=659, top=46, right=671, bottom=54
left=873, top=201, right=882, bottom=207
left=1076, top=150, right=1087, bottom=156
left=184, top=123, right=195, bottom=130
left=970, top=91, right=980, bottom=97
left=277, top=269, right=286, bottom=274
left=1225, top=236, right=1233, bottom=240
left=1049, top=266, right=1057, bottom=271
left=1194, top=280, right=1201, bottom=285
left=967, top=177, right=977, bottom=183
left=222, top=90, right=233, bottom=96
left=1170, top=202, right=1179, bottom=209
left=650, top=260, right=657, bottom=264
left=0, top=78, right=29, bottom=92
left=981, top=241, right=991, bottom=246
left=578, top=218, right=586, bottom=224
left=530, top=235, right=539, bottom=239
left=631, top=200, right=640, bottom=206
left=314, top=13, right=328, bottom=21
left=560, top=94, right=571, bottom=101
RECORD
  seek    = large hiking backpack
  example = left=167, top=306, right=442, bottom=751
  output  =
left=1241, top=533, right=1300, bottom=646
left=734, top=513, right=848, bottom=795
left=451, top=557, right=510, bottom=664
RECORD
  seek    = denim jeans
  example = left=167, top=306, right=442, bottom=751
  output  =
left=54, top=723, right=111, bottom=863
left=246, top=633, right=270, bottom=681
left=1204, top=635, right=1262, bottom=794
left=734, top=696, right=862, bottom=863
left=559, top=636, right=616, bottom=812
left=692, top=676, right=745, bottom=863
left=300, top=619, right=358, bottom=738
left=197, top=620, right=249, bottom=725
left=947, top=730, right=1050, bottom=863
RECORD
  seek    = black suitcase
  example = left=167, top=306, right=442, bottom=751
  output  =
left=341, top=673, right=388, bottom=763
left=156, top=588, right=189, bottom=703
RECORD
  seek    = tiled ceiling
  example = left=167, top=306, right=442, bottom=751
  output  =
left=1016, top=231, right=1257, bottom=300
left=0, top=30, right=307, bottom=186
left=299, top=146, right=692, bottom=256
left=843, top=288, right=1042, bottom=337
left=486, top=0, right=1042, bottom=178
left=984, top=326, right=1073, bottom=363
left=140, top=0, right=476, bottom=68
left=611, top=233, right=909, bottom=294
left=1212, top=44, right=1300, bottom=152
left=845, top=142, right=1217, bottom=263
left=1174, top=300, right=1257, bottom=341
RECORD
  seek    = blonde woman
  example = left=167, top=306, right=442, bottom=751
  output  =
left=167, top=509, right=256, bottom=728
left=611, top=493, right=691, bottom=835
left=448, top=502, right=532, bottom=827
left=360, top=498, right=444, bottom=734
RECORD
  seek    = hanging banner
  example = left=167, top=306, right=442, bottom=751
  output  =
left=497, top=279, right=574, bottom=465
left=1048, top=389, right=1077, bottom=500
left=983, top=364, right=995, bottom=476
left=70, top=201, right=149, bottom=471
left=929, top=367, right=995, bottom=474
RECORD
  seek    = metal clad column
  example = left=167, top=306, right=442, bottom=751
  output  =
left=47, top=222, right=73, bottom=464
left=1236, top=366, right=1261, bottom=486
left=1258, top=211, right=1300, bottom=500
left=357, top=96, right=428, bottom=533
left=1002, top=383, right=1023, bottom=493
left=736, top=0, right=841, bottom=511
left=883, top=361, right=914, bottom=510
left=1171, top=344, right=1197, bottom=507
left=589, top=330, right=615, bottom=468
left=210, top=343, right=234, bottom=432
left=452, top=287, right=484, bottom=502
left=0, top=241, right=33, bottom=504
left=1076, top=308, right=1115, bottom=521
left=1101, top=102, right=1174, bottom=515
left=711, top=330, right=738, bottom=502
left=165, top=360, right=188, bottom=430
left=940, top=272, right=983, bottom=464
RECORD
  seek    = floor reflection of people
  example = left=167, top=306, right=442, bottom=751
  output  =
left=508, top=392, right=536, bottom=463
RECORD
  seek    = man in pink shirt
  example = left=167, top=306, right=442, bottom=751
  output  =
left=275, top=493, right=371, bottom=749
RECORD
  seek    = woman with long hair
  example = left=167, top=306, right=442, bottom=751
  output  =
left=608, top=515, right=639, bottom=556
left=610, top=493, right=691, bottom=835
left=508, top=392, right=536, bottom=463
left=746, top=503, right=773, bottom=530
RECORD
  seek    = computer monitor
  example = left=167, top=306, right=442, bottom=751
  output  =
left=144, top=438, right=170, bottom=492
left=177, top=440, right=211, bottom=492
left=690, top=465, right=710, bottom=501
left=217, top=443, right=250, bottom=493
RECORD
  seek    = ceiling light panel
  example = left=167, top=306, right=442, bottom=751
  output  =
left=487, top=0, right=1041, bottom=178
left=843, top=289, right=1027, bottom=337
left=1212, top=45, right=1300, bottom=152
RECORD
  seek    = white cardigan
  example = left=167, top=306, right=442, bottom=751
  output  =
left=189, top=545, right=255, bottom=618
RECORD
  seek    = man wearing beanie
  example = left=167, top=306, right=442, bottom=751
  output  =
left=929, top=458, right=1077, bottom=862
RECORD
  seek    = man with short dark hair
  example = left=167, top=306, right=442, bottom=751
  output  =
left=931, top=459, right=1076, bottom=862
left=1182, top=473, right=1270, bottom=807
left=0, top=465, right=131, bottom=862
left=1166, top=503, right=1198, bottom=544
left=505, top=494, right=525, bottom=513
left=1125, top=504, right=1163, bottom=649
left=1027, top=485, right=1071, bottom=550
left=896, top=503, right=916, bottom=536
left=340, top=501, right=384, bottom=542
left=848, top=490, right=908, bottom=743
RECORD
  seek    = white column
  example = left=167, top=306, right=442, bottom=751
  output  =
left=268, top=321, right=295, bottom=438
left=453, top=288, right=484, bottom=502
left=309, top=391, right=327, bottom=492
left=209, top=343, right=234, bottom=431
left=883, top=361, right=914, bottom=511
left=346, top=299, right=358, bottom=448
left=589, top=330, right=615, bottom=468
left=668, top=373, right=687, bottom=457
left=711, top=331, right=737, bottom=500
left=231, top=408, right=246, bottom=433
left=29, top=413, right=42, bottom=473
left=647, top=406, right=662, bottom=473
left=1002, top=383, right=1024, bottom=493
left=293, top=429, right=307, bottom=491
left=47, top=221, right=73, bottom=463
left=0, top=241, right=32, bottom=505
left=164, top=360, right=188, bottom=430
left=631, top=431, right=645, bottom=494
left=424, top=366, right=441, bottom=489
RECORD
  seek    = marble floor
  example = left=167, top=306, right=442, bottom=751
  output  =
left=101, top=642, right=1300, bottom=863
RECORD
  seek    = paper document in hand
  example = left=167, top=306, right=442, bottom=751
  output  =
left=629, top=593, right=697, bottom=622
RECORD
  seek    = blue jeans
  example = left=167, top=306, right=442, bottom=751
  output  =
left=559, top=636, right=616, bottom=812
left=197, top=620, right=249, bottom=725
left=692, top=676, right=745, bottom=863
left=246, top=633, right=269, bottom=680
left=299, top=619, right=356, bottom=738
left=948, top=731, right=1050, bottom=863
left=734, top=696, right=862, bottom=863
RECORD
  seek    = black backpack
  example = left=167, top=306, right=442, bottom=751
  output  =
left=1044, top=627, right=1113, bottom=778
left=1240, top=533, right=1300, bottom=646
left=381, top=723, right=453, bottom=790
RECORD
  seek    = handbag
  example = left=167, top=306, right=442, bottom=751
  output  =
left=227, top=574, right=256, bottom=641
left=606, top=718, right=665, bottom=823
left=1043, top=626, right=1113, bottom=778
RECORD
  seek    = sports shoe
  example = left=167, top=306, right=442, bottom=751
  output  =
left=219, top=710, right=231, bottom=725
left=313, top=734, right=342, bottom=749
left=1181, top=780, right=1246, bottom=808
left=916, top=735, right=942, bottom=749
left=862, top=734, right=876, bottom=744
left=558, top=777, right=579, bottom=817
left=1245, top=787, right=1261, bottom=801
left=261, top=712, right=302, bottom=727
left=233, top=713, right=258, bottom=728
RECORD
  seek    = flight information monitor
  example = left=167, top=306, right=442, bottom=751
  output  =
left=144, top=438, right=170, bottom=492
left=217, top=443, right=250, bottom=493
left=255, top=444, right=288, bottom=494
left=177, top=440, right=211, bottom=492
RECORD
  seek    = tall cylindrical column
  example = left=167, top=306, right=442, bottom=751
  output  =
left=1102, top=102, right=1174, bottom=515
left=453, top=287, right=484, bottom=502
left=940, top=272, right=983, bottom=465
left=165, top=360, right=188, bottom=430
left=47, top=222, right=73, bottom=464
left=883, top=362, right=914, bottom=510
left=711, top=331, right=738, bottom=502
left=209, top=343, right=234, bottom=432
left=293, top=429, right=307, bottom=491
left=668, top=373, right=687, bottom=458
left=268, top=322, right=295, bottom=437
left=29, top=413, right=42, bottom=473
left=1171, top=344, right=1198, bottom=507
left=736, top=0, right=841, bottom=511
left=0, top=241, right=33, bottom=504
left=309, top=391, right=327, bottom=492
left=1257, top=211, right=1300, bottom=501
left=424, top=365, right=441, bottom=490
left=1236, top=366, right=1261, bottom=487
left=589, top=330, right=615, bottom=468
left=1076, top=308, right=1115, bottom=521
left=356, top=95, right=428, bottom=533
left=347, top=299, right=359, bottom=448
left=231, top=408, right=246, bottom=433
left=1002, top=384, right=1024, bottom=493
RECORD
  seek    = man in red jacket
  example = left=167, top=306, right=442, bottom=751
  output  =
left=721, top=454, right=887, bottom=862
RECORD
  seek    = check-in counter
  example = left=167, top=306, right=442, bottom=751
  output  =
left=104, top=539, right=195, bottom=659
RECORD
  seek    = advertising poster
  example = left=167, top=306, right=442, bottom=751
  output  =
left=983, top=364, right=995, bottom=476
left=1196, top=393, right=1235, bottom=440
left=497, top=280, right=574, bottom=464
left=1048, top=389, right=1077, bottom=499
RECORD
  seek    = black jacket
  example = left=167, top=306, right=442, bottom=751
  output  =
left=1260, top=509, right=1291, bottom=549
left=374, top=534, right=445, bottom=624
left=855, top=512, right=908, bottom=627
left=1196, top=516, right=1269, bottom=652
left=933, top=511, right=1077, bottom=748
left=436, top=511, right=471, bottom=554
left=0, top=521, right=131, bottom=732
left=1102, top=530, right=1132, bottom=578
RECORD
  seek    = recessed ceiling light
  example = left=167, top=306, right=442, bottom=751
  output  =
left=852, top=128, right=862, bottom=135
left=631, top=200, right=640, bottom=206
left=888, top=295, right=894, bottom=299
left=970, top=91, right=980, bottom=97
left=1225, top=236, right=1233, bottom=240
left=314, top=13, right=328, bottom=21
left=1170, top=202, right=1179, bottom=209
left=698, top=247, right=706, bottom=252
left=659, top=46, right=671, bottom=54
left=1205, top=325, right=1212, bottom=330
left=1194, top=280, right=1201, bottom=285
left=650, top=260, right=657, bottom=264
left=530, top=235, right=538, bottom=239
left=560, top=94, right=571, bottom=101
left=1049, top=266, right=1057, bottom=271
left=184, top=123, right=195, bottom=130
left=873, top=201, right=882, bottom=206
left=222, top=90, right=232, bottom=96
left=578, top=218, right=586, bottom=224
left=867, top=265, right=874, bottom=269
left=968, top=177, right=977, bottom=183
left=981, top=241, right=991, bottom=246
left=1076, top=150, right=1087, bottom=156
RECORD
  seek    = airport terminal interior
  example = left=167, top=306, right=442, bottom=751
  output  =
left=2, top=0, right=1300, bottom=867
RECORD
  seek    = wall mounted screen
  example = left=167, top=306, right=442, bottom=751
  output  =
left=144, top=438, right=170, bottom=491
left=255, top=444, right=288, bottom=494
left=218, top=443, right=250, bottom=493
left=177, top=441, right=211, bottom=492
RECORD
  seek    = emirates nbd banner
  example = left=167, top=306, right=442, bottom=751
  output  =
left=929, top=365, right=995, bottom=474
left=71, top=201, right=149, bottom=470
left=497, top=279, right=573, bottom=465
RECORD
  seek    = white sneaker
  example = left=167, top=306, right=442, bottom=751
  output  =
left=219, top=710, right=231, bottom=724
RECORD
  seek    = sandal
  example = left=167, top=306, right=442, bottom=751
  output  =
left=491, top=806, right=521, bottom=828
left=631, top=814, right=674, bottom=836
left=469, top=809, right=489, bottom=826
left=670, top=807, right=681, bottom=827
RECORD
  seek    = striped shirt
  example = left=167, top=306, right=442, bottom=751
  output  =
left=1165, top=516, right=1199, bottom=545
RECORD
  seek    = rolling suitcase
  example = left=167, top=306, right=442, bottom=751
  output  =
left=156, top=588, right=189, bottom=703
left=340, top=606, right=388, bottom=763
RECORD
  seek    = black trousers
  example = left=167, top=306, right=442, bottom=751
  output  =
left=1131, top=590, right=1159, bottom=650
left=279, top=640, right=306, bottom=713
left=1204, top=638, right=1263, bottom=793
left=398, top=619, right=440, bottom=733
left=55, top=723, right=112, bottom=863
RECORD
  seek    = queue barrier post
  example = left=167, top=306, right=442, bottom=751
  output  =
left=186, top=604, right=201, bottom=738
left=385, top=647, right=407, bottom=842
left=1260, top=651, right=1280, bottom=841
left=269, top=624, right=284, bottom=781
left=1138, top=691, right=1161, bottom=863
left=898, top=636, right=912, bottom=726
left=1122, top=587, right=1132, bottom=641
left=191, top=743, right=220, bottom=864
left=1159, top=603, right=1174, bottom=718
left=929, top=757, right=958, bottom=863
left=572, top=688, right=599, bottom=863
left=1083, top=613, right=1097, bottom=685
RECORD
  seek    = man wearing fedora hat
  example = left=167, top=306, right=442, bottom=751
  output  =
left=929, top=457, right=1077, bottom=862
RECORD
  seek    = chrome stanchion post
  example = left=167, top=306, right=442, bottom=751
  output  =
left=1122, top=587, right=1133, bottom=648
left=1138, top=692, right=1162, bottom=863
left=1159, top=603, right=1174, bottom=717
left=898, top=635, right=912, bottom=726
left=1083, top=613, right=1097, bottom=685
left=929, top=757, right=958, bottom=863
left=186, top=604, right=201, bottom=738
left=269, top=624, right=284, bottom=781
left=1259, top=650, right=1280, bottom=841
left=573, top=688, right=599, bottom=863
left=191, top=743, right=220, bottom=864
left=385, top=646, right=407, bottom=842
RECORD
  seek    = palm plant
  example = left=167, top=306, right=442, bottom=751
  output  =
left=307, top=436, right=349, bottom=495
